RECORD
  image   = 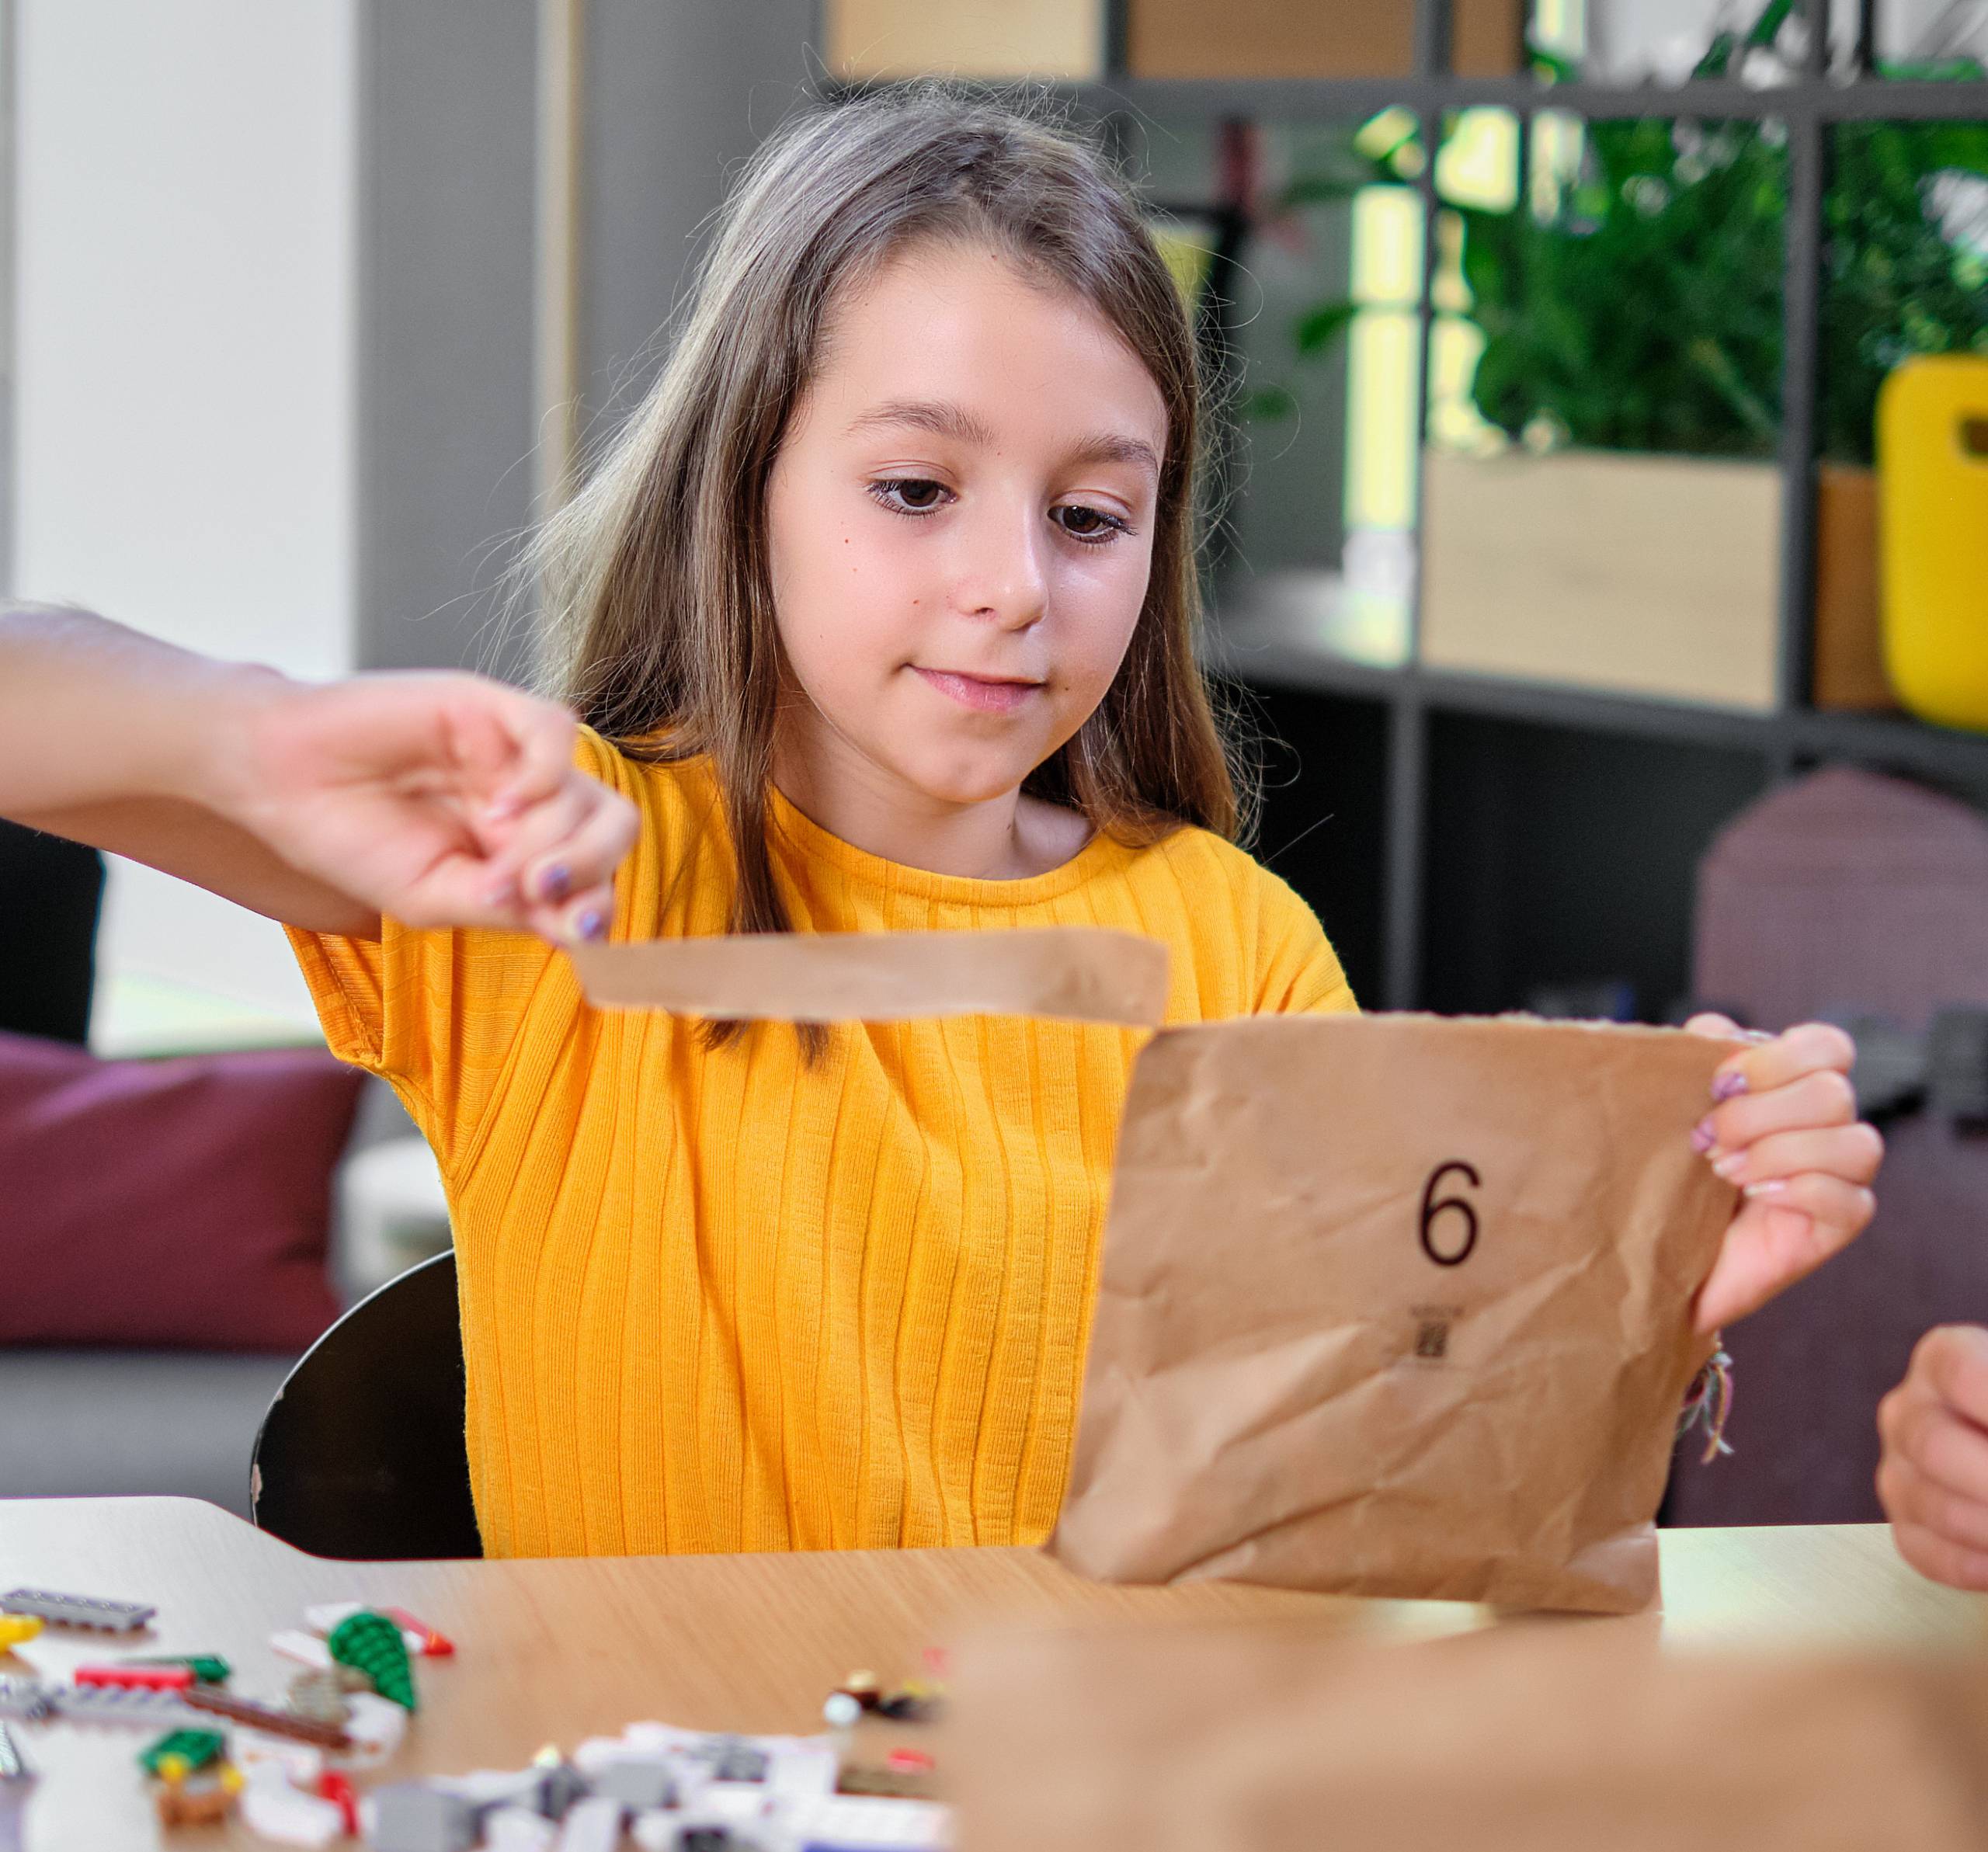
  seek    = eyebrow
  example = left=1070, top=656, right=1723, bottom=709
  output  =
left=843, top=398, right=1162, bottom=480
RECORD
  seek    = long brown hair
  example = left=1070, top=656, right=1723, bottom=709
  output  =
left=533, top=86, right=1240, bottom=950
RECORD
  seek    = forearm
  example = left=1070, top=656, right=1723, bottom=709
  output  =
left=0, top=603, right=278, bottom=824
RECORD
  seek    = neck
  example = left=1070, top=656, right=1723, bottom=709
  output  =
left=773, top=719, right=1037, bottom=882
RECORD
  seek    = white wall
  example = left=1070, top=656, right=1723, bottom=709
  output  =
left=12, top=0, right=359, bottom=1025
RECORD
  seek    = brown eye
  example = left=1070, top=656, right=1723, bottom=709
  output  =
left=1052, top=503, right=1128, bottom=543
left=897, top=479, right=943, bottom=508
left=870, top=478, right=952, bottom=519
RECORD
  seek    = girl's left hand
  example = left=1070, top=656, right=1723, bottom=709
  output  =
left=1683, top=1014, right=1884, bottom=1334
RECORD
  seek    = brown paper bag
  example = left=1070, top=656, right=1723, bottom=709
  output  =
left=950, top=1620, right=1988, bottom=1852
left=1048, top=1013, right=1738, bottom=1613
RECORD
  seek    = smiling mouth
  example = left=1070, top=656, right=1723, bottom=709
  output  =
left=912, top=667, right=1045, bottom=715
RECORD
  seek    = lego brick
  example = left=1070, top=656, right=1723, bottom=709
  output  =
left=367, top=1781, right=480, bottom=1852
left=0, top=1587, right=155, bottom=1631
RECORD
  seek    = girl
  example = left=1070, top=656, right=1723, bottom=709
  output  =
left=0, top=91, right=1881, bottom=1558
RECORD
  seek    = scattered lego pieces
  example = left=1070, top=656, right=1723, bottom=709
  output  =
left=835, top=1670, right=882, bottom=1711
left=230, top=1728, right=326, bottom=1790
left=139, top=1729, right=228, bottom=1777
left=0, top=1620, right=41, bottom=1654
left=824, top=1691, right=863, bottom=1730
left=327, top=1608, right=417, bottom=1711
left=885, top=1749, right=934, bottom=1776
left=123, top=1654, right=231, bottom=1685
left=238, top=1763, right=345, bottom=1847
left=874, top=1680, right=943, bottom=1724
left=0, top=1587, right=155, bottom=1632
left=182, top=1684, right=352, bottom=1749
left=589, top=1755, right=676, bottom=1812
left=76, top=1663, right=193, bottom=1692
left=0, top=1675, right=207, bottom=1730
left=839, top=1763, right=938, bottom=1802
left=784, top=1791, right=951, bottom=1850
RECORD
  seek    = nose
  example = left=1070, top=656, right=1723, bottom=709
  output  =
left=951, top=495, right=1048, bottom=631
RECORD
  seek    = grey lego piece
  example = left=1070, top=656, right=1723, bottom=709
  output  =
left=708, top=1742, right=768, bottom=1784
left=531, top=1761, right=593, bottom=1821
left=0, top=1726, right=26, bottom=1782
left=554, top=1795, right=625, bottom=1852
left=0, top=1723, right=30, bottom=1852
left=370, top=1782, right=481, bottom=1852
left=0, top=1678, right=209, bottom=1731
left=0, top=1587, right=155, bottom=1631
left=589, top=1757, right=676, bottom=1812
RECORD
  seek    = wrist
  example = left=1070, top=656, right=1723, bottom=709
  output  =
left=182, top=662, right=302, bottom=825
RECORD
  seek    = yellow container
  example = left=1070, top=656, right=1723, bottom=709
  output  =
left=1879, top=354, right=1988, bottom=731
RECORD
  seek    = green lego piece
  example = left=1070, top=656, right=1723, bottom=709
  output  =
left=139, top=1729, right=226, bottom=1777
left=123, top=1655, right=231, bottom=1685
left=326, top=1610, right=417, bottom=1711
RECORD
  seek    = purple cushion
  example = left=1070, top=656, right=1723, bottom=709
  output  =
left=0, top=1030, right=360, bottom=1350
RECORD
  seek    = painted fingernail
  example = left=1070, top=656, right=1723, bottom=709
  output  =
left=575, top=909, right=606, bottom=942
left=1743, top=1178, right=1788, bottom=1199
left=1712, top=1071, right=1750, bottom=1102
left=1712, top=1152, right=1748, bottom=1182
left=540, top=863, right=572, bottom=903
left=1691, top=1117, right=1718, bottom=1154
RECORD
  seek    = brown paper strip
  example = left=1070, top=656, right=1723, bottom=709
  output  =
left=568, top=927, right=1170, bottom=1026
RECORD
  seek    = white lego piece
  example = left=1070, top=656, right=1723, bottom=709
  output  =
left=230, top=1729, right=326, bottom=1788
left=270, top=1629, right=334, bottom=1670
left=554, top=1795, right=624, bottom=1852
left=338, top=1689, right=407, bottom=1760
left=780, top=1792, right=954, bottom=1850
left=627, top=1814, right=676, bottom=1852
left=765, top=1741, right=839, bottom=1799
left=238, top=1767, right=345, bottom=1848
left=700, top=1780, right=775, bottom=1826
left=483, top=1806, right=558, bottom=1852
left=435, top=1767, right=547, bottom=1809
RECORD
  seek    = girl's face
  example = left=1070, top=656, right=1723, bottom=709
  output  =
left=766, top=241, right=1168, bottom=816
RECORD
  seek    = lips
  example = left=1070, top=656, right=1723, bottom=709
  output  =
left=912, top=667, right=1044, bottom=715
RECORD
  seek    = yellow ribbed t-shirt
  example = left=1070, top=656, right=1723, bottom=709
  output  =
left=289, top=731, right=1355, bottom=1558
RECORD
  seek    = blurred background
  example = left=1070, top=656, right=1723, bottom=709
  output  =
left=2, top=0, right=1985, bottom=1532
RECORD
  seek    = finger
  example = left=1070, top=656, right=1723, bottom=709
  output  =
left=1883, top=1388, right=1988, bottom=1506
left=1877, top=1451, right=1988, bottom=1555
left=1700, top=1066, right=1858, bottom=1152
left=1916, top=1325, right=1988, bottom=1432
left=1691, top=1181, right=1872, bottom=1330
left=1708, top=1121, right=1885, bottom=1190
left=472, top=686, right=579, bottom=824
left=478, top=777, right=603, bottom=905
left=1708, top=1021, right=1857, bottom=1102
left=516, top=786, right=639, bottom=914
left=1889, top=1518, right=1988, bottom=1592
left=1683, top=1012, right=1746, bottom=1039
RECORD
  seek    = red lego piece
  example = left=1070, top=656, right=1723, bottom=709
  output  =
left=380, top=1607, right=454, bottom=1657
left=885, top=1749, right=936, bottom=1776
left=75, top=1665, right=193, bottom=1692
left=316, top=1770, right=360, bottom=1833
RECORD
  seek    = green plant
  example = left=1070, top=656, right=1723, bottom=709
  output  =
left=1259, top=26, right=1988, bottom=467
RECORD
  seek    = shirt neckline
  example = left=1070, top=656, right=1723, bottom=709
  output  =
left=765, top=778, right=1128, bottom=908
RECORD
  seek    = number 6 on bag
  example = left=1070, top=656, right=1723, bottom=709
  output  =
left=1048, top=1013, right=1743, bottom=1614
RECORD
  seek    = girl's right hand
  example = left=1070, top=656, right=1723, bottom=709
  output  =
left=223, top=670, right=638, bottom=942
left=1877, top=1324, right=1988, bottom=1590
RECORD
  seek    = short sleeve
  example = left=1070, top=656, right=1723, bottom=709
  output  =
left=283, top=725, right=662, bottom=1168
left=1251, top=867, right=1359, bottom=1016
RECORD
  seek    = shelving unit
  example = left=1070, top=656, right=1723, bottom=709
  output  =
left=824, top=1, right=1988, bottom=1016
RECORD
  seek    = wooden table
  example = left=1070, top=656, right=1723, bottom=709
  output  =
left=1, top=1497, right=1981, bottom=1847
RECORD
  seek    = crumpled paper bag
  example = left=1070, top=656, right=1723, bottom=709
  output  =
left=1047, top=1013, right=1739, bottom=1613
left=950, top=1619, right=1988, bottom=1852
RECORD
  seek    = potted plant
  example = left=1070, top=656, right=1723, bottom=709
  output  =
left=1255, top=19, right=1988, bottom=710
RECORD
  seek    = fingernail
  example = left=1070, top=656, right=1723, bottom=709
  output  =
left=1712, top=1151, right=1747, bottom=1182
left=482, top=877, right=517, bottom=909
left=540, top=863, right=572, bottom=903
left=1691, top=1117, right=1718, bottom=1155
left=485, top=793, right=524, bottom=823
left=1712, top=1070, right=1750, bottom=1102
left=1743, top=1178, right=1788, bottom=1199
left=576, top=909, right=606, bottom=942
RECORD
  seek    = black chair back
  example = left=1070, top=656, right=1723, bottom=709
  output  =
left=0, top=819, right=103, bottom=1044
left=251, top=1250, right=481, bottom=1558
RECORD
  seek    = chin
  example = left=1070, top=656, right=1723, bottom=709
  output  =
left=891, top=745, right=1046, bottom=809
